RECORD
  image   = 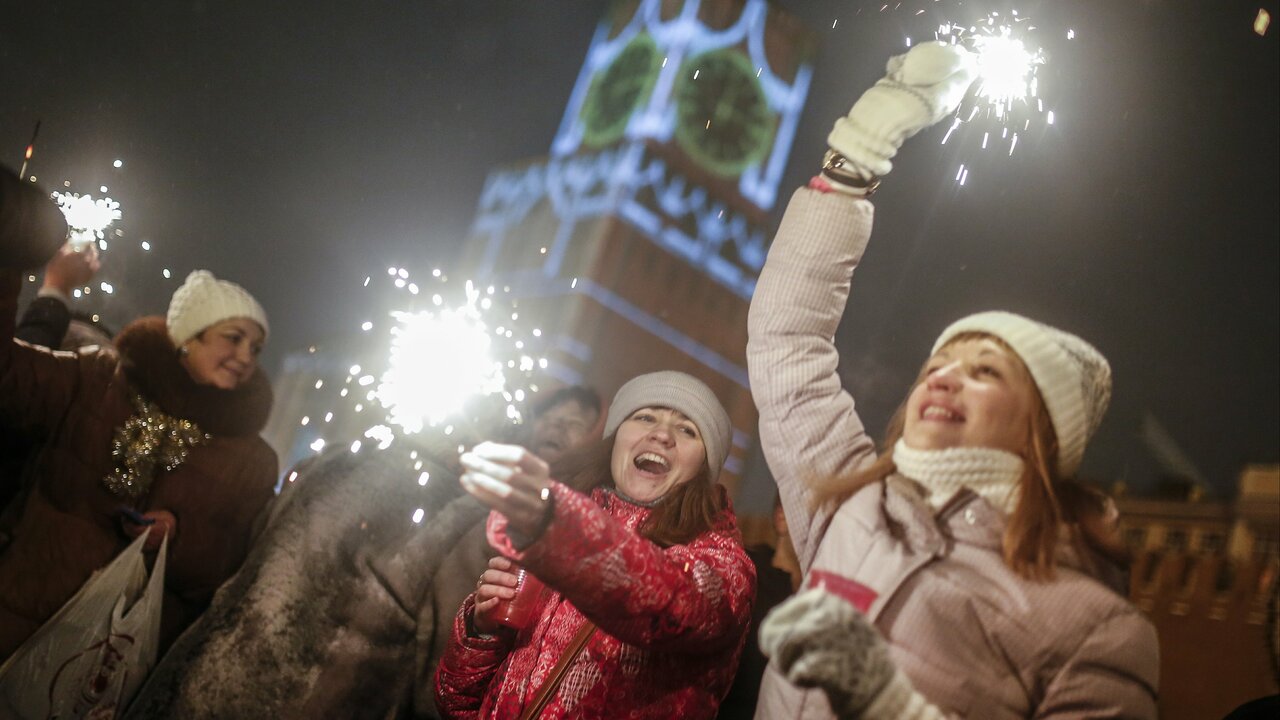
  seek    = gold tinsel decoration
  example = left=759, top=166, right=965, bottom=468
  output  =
left=102, top=393, right=210, bottom=501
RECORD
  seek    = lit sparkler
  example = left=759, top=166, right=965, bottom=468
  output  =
left=51, top=192, right=122, bottom=247
left=293, top=267, right=548, bottom=462
left=930, top=9, right=1056, bottom=186
left=375, top=283, right=508, bottom=434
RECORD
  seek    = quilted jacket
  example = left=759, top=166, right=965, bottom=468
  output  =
left=435, top=482, right=755, bottom=719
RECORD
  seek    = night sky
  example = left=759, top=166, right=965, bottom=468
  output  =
left=3, top=0, right=1276, bottom=500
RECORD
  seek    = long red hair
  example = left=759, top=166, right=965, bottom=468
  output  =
left=814, top=332, right=1069, bottom=580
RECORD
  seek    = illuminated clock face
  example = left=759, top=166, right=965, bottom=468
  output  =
left=674, top=49, right=774, bottom=178
left=579, top=33, right=660, bottom=148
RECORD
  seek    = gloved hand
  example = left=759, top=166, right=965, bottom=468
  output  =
left=760, top=588, right=896, bottom=716
left=828, top=41, right=978, bottom=178
left=0, top=165, right=69, bottom=269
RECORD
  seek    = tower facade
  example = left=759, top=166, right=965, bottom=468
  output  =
left=459, top=0, right=816, bottom=495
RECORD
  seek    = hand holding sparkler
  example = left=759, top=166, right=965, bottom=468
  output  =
left=828, top=41, right=978, bottom=179
left=459, top=441, right=556, bottom=543
left=41, top=242, right=101, bottom=298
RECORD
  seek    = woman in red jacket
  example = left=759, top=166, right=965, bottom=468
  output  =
left=434, top=371, right=755, bottom=719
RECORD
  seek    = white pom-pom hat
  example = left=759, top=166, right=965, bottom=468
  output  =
left=932, top=311, right=1111, bottom=477
left=166, top=270, right=269, bottom=347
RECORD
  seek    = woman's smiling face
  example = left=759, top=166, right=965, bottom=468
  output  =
left=902, top=336, right=1037, bottom=455
left=610, top=406, right=706, bottom=503
left=179, top=317, right=265, bottom=390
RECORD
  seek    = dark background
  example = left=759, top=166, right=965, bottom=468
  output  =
left=3, top=0, right=1276, bottom=499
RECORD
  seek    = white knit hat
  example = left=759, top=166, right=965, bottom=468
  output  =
left=603, top=371, right=732, bottom=483
left=166, top=270, right=269, bottom=347
left=932, top=311, right=1111, bottom=477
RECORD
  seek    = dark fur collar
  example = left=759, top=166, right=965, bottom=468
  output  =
left=114, top=316, right=273, bottom=437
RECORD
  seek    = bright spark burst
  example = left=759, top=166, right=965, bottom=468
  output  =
left=932, top=9, right=1054, bottom=186
left=972, top=31, right=1041, bottom=106
left=291, top=265, right=547, bottom=477
left=52, top=192, right=122, bottom=246
left=374, top=281, right=508, bottom=434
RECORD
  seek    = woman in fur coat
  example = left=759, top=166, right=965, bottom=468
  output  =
left=0, top=167, right=278, bottom=661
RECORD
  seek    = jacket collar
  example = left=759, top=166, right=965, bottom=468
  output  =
left=114, top=315, right=273, bottom=437
left=881, top=474, right=1127, bottom=593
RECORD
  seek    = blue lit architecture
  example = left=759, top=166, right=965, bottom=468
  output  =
left=460, top=0, right=816, bottom=493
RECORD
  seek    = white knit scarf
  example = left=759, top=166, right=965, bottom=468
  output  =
left=891, top=438, right=1025, bottom=515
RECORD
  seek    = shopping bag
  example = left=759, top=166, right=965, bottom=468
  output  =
left=0, top=531, right=167, bottom=719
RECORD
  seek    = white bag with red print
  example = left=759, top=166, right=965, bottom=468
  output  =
left=0, top=531, right=166, bottom=719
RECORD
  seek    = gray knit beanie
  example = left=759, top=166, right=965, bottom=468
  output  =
left=603, top=371, right=732, bottom=483
left=932, top=311, right=1111, bottom=477
left=166, top=270, right=269, bottom=347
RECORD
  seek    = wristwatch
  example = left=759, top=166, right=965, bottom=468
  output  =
left=821, top=150, right=880, bottom=197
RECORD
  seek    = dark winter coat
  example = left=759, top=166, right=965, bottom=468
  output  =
left=434, top=483, right=756, bottom=720
left=0, top=269, right=277, bottom=660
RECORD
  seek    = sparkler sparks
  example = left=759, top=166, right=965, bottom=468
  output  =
left=374, top=292, right=507, bottom=434
left=972, top=31, right=1041, bottom=106
left=52, top=192, right=122, bottom=247
left=932, top=9, right=1055, bottom=186
left=291, top=267, right=547, bottom=468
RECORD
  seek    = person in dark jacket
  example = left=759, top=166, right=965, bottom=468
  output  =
left=2, top=241, right=112, bottom=530
left=0, top=165, right=278, bottom=661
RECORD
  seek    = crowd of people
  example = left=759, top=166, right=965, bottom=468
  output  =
left=0, top=41, right=1182, bottom=719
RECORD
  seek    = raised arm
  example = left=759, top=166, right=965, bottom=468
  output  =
left=746, top=189, right=878, bottom=573
left=747, top=41, right=978, bottom=571
left=1, top=170, right=101, bottom=438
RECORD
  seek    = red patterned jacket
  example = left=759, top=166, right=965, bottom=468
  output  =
left=434, top=481, right=755, bottom=719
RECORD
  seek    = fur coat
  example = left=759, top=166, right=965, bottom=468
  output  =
left=0, top=268, right=277, bottom=660
left=122, top=437, right=489, bottom=719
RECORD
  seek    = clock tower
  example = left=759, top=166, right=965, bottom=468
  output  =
left=459, top=0, right=816, bottom=500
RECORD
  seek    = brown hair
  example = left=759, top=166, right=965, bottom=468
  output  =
left=814, top=332, right=1069, bottom=580
left=551, top=435, right=724, bottom=547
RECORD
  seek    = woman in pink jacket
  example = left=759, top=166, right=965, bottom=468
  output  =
left=746, top=43, right=1159, bottom=718
left=434, top=371, right=755, bottom=719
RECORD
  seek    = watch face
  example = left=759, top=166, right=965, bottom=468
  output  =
left=580, top=33, right=660, bottom=148
left=674, top=49, right=775, bottom=178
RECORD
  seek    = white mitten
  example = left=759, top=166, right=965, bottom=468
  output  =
left=760, top=588, right=945, bottom=720
left=828, top=41, right=978, bottom=178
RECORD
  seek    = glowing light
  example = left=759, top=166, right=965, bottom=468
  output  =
left=365, top=424, right=395, bottom=450
left=141, top=241, right=151, bottom=251
left=350, top=440, right=362, bottom=453
left=52, top=192, right=122, bottom=246
left=972, top=32, right=1041, bottom=105
left=99, top=282, right=113, bottom=294
left=412, top=508, right=425, bottom=524
left=162, top=268, right=171, bottom=279
left=374, top=288, right=507, bottom=433
left=310, top=438, right=326, bottom=452
left=1255, top=9, right=1270, bottom=36
left=113, top=159, right=123, bottom=168
left=929, top=11, right=1054, bottom=186
left=418, top=471, right=430, bottom=486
